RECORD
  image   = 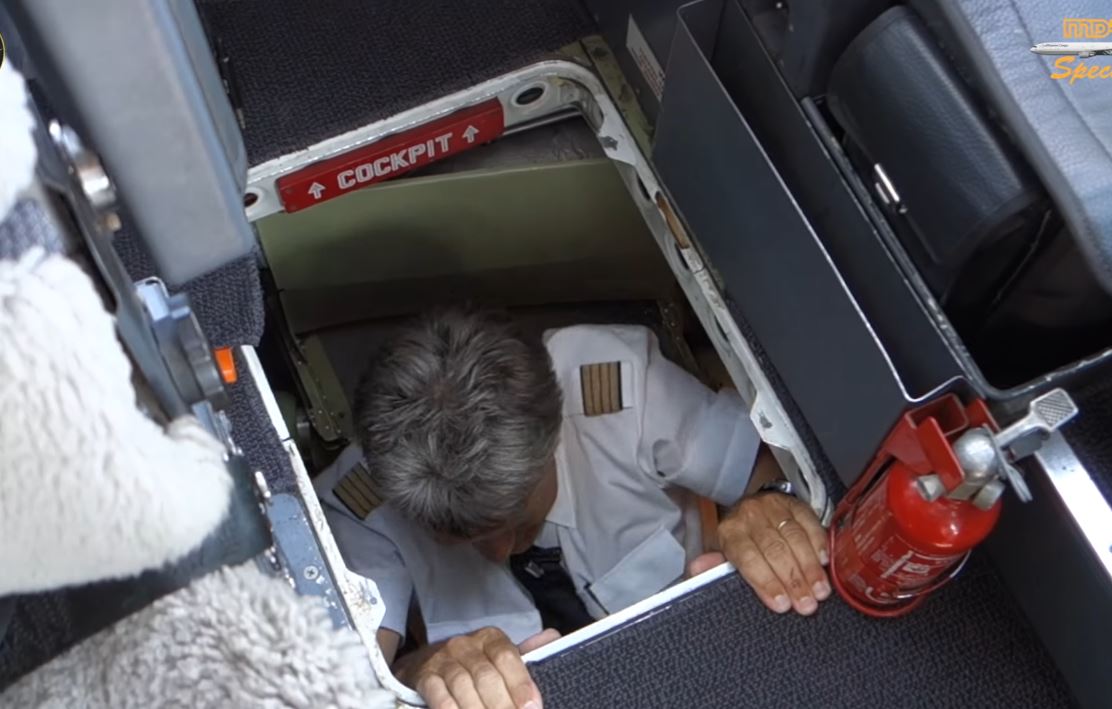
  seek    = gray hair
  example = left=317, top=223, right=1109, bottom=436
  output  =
left=353, top=308, right=563, bottom=538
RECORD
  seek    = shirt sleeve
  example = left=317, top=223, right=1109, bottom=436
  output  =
left=323, top=508, right=413, bottom=640
left=638, top=334, right=761, bottom=506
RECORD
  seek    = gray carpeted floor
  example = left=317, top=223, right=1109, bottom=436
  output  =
left=530, top=554, right=1072, bottom=707
left=196, top=0, right=596, bottom=166
left=112, top=219, right=265, bottom=348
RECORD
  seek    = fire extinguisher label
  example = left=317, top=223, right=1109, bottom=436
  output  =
left=872, top=548, right=959, bottom=586
left=837, top=473, right=965, bottom=605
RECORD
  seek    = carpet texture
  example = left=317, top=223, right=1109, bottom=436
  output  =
left=228, top=346, right=302, bottom=496
left=112, top=220, right=265, bottom=348
left=530, top=554, right=1072, bottom=708
left=196, top=0, right=595, bottom=165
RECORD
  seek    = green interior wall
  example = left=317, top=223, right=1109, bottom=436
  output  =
left=257, top=159, right=674, bottom=335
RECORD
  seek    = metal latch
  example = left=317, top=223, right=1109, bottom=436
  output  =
left=873, top=163, right=907, bottom=215
left=941, top=389, right=1079, bottom=510
left=134, top=278, right=234, bottom=449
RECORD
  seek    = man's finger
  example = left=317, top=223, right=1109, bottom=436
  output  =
left=751, top=519, right=817, bottom=615
left=774, top=516, right=829, bottom=603
left=417, top=673, right=461, bottom=709
left=720, top=530, right=791, bottom=613
left=441, top=659, right=488, bottom=709
left=789, top=498, right=831, bottom=568
left=452, top=635, right=515, bottom=709
left=469, top=659, right=516, bottom=709
left=485, top=632, right=542, bottom=709
left=518, top=628, right=561, bottom=654
left=687, top=552, right=726, bottom=578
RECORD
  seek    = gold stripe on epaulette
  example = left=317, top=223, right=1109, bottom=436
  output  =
left=580, top=361, right=622, bottom=416
left=333, top=461, right=381, bottom=519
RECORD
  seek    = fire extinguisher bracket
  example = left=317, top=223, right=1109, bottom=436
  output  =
left=830, top=389, right=1078, bottom=618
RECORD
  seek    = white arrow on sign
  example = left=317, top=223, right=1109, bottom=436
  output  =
left=462, top=125, right=480, bottom=144
left=308, top=182, right=326, bottom=199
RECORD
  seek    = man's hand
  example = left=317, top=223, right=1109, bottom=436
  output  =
left=712, top=492, right=831, bottom=615
left=398, top=626, right=557, bottom=709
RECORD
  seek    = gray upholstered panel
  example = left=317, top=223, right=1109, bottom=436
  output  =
left=917, top=0, right=1112, bottom=291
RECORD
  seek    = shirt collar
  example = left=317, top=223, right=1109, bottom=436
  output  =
left=544, top=433, right=577, bottom=529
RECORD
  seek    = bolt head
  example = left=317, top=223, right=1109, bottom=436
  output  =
left=953, top=429, right=999, bottom=482
left=916, top=474, right=946, bottom=502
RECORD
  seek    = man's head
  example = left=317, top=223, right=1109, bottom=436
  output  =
left=355, top=308, right=563, bottom=560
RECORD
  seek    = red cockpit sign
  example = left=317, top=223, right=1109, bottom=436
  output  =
left=277, top=99, right=505, bottom=212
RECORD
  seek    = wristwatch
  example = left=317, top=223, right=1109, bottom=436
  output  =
left=757, top=479, right=796, bottom=497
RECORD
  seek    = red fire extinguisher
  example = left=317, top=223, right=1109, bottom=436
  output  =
left=829, top=389, right=1076, bottom=618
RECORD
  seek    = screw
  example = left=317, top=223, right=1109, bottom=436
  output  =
left=303, top=566, right=320, bottom=581
left=101, top=212, right=122, bottom=232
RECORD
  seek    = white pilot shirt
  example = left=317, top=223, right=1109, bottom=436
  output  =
left=314, top=324, right=761, bottom=645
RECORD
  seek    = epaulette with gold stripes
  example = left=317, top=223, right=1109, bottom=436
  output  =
left=580, top=361, right=623, bottom=416
left=333, top=460, right=381, bottom=519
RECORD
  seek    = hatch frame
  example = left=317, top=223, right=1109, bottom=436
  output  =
left=244, top=58, right=832, bottom=702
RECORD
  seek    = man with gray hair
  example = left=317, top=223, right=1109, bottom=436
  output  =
left=315, top=308, right=829, bottom=709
